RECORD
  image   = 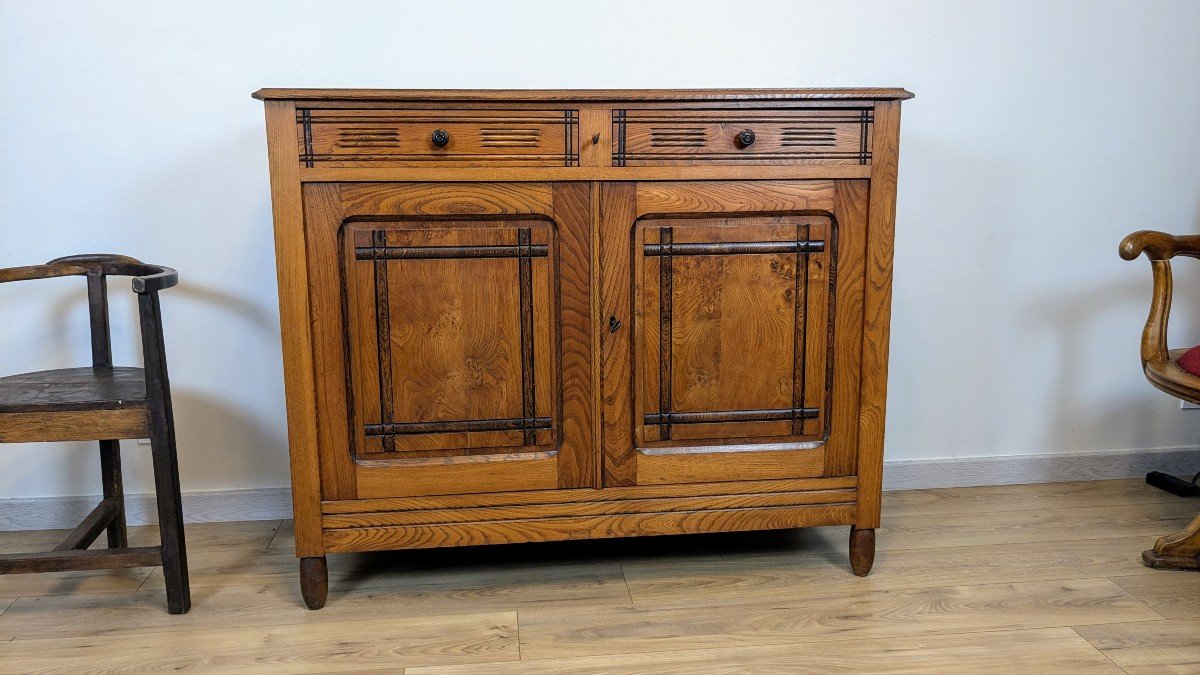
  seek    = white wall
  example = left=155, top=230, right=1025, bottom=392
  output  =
left=1, top=0, right=1199, bottom=500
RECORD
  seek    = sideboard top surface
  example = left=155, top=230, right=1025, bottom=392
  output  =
left=252, top=87, right=915, bottom=102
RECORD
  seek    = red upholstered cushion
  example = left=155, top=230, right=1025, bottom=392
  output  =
left=1178, top=345, right=1200, bottom=376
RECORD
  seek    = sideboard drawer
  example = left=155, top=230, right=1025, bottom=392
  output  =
left=297, top=108, right=580, bottom=167
left=612, top=108, right=872, bottom=166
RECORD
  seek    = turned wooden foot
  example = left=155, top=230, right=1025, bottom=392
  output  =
left=1142, top=512, right=1200, bottom=571
left=299, top=556, right=328, bottom=609
left=849, top=527, right=875, bottom=576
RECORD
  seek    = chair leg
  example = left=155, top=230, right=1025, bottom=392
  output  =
left=140, top=290, right=190, bottom=614
left=148, top=413, right=190, bottom=614
left=99, top=439, right=128, bottom=549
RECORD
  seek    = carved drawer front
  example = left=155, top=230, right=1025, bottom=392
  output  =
left=637, top=215, right=833, bottom=446
left=342, top=221, right=556, bottom=458
left=298, top=109, right=580, bottom=167
left=613, top=109, right=871, bottom=166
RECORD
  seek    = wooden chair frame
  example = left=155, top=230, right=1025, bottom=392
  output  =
left=1121, top=230, right=1200, bottom=570
left=0, top=254, right=190, bottom=613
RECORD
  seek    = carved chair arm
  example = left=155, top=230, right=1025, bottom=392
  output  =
left=1120, top=230, right=1200, bottom=364
left=0, top=263, right=90, bottom=284
left=46, top=254, right=178, bottom=294
left=1120, top=230, right=1200, bottom=262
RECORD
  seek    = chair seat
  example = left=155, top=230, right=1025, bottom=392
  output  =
left=0, top=367, right=146, bottom=413
left=1144, top=349, right=1200, bottom=405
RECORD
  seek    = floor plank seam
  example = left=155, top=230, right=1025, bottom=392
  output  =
left=617, top=563, right=636, bottom=607
left=866, top=526, right=1193, bottom=555
left=621, top=575, right=1165, bottom=612
left=1069, top=625, right=1133, bottom=675
left=263, top=519, right=286, bottom=551
left=515, top=609, right=522, bottom=661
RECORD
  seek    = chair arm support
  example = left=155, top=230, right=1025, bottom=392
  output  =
left=1120, top=231, right=1190, bottom=364
left=1120, top=230, right=1200, bottom=261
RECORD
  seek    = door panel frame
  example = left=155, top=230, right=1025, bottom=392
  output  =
left=598, top=180, right=867, bottom=487
left=303, top=182, right=595, bottom=500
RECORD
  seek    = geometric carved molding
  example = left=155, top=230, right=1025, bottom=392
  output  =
left=613, top=109, right=873, bottom=166
left=641, top=220, right=832, bottom=442
left=354, top=226, right=550, bottom=451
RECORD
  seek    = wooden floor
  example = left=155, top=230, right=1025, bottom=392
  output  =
left=0, top=479, right=1197, bottom=673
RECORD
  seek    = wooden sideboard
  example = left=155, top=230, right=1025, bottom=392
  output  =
left=254, top=88, right=913, bottom=608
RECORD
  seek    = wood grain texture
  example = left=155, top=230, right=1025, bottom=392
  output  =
left=5, top=480, right=1199, bottom=671
left=0, top=612, right=520, bottom=672
left=515, top=577, right=1158, bottom=660
left=620, top=535, right=1173, bottom=610
left=0, top=367, right=145, bottom=412
left=323, top=476, right=857, bottom=513
left=409, top=627, right=1120, bottom=675
left=615, top=108, right=872, bottom=166
left=300, top=107, right=577, bottom=168
left=1076, top=618, right=1200, bottom=674
left=1111, top=573, right=1200, bottom=619
left=323, top=490, right=857, bottom=528
left=323, top=504, right=856, bottom=553
left=598, top=181, right=638, bottom=486
left=0, top=408, right=147, bottom=443
left=264, top=99, right=325, bottom=559
left=258, top=89, right=907, bottom=599
left=857, top=100, right=903, bottom=529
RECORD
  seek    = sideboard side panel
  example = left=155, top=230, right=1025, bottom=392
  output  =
left=264, top=100, right=325, bottom=557
left=857, top=100, right=903, bottom=530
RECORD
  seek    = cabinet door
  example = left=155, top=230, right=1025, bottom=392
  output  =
left=304, top=182, right=595, bottom=499
left=599, top=181, right=867, bottom=486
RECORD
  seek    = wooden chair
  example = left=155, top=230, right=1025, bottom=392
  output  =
left=1120, top=230, right=1200, bottom=570
left=0, top=254, right=190, bottom=613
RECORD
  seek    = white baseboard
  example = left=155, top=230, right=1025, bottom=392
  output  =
left=1, top=446, right=1196, bottom=531
left=881, top=445, right=1198, bottom=490
left=0, top=488, right=293, bottom=532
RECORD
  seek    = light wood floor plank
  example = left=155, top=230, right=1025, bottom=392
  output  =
left=410, top=627, right=1121, bottom=674
left=622, top=536, right=1163, bottom=609
left=1110, top=573, right=1200, bottom=619
left=883, top=478, right=1177, bottom=517
left=0, top=561, right=632, bottom=640
left=126, top=519, right=284, bottom=551
left=1075, top=618, right=1200, bottom=673
left=516, top=577, right=1161, bottom=660
left=876, top=502, right=1193, bottom=552
left=0, top=480, right=1195, bottom=670
left=0, top=611, right=518, bottom=673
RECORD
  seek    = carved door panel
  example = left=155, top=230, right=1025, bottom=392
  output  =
left=600, top=181, right=867, bottom=486
left=304, top=182, right=594, bottom=499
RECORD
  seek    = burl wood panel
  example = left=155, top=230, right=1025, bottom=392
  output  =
left=600, top=180, right=864, bottom=488
left=636, top=216, right=831, bottom=444
left=343, top=223, right=555, bottom=457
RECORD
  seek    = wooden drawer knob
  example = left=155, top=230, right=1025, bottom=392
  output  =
left=735, top=129, right=756, bottom=148
left=431, top=129, right=450, bottom=147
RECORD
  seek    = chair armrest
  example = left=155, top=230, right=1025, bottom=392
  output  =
left=1119, top=231, right=1200, bottom=364
left=0, top=263, right=91, bottom=284
left=1120, top=231, right=1200, bottom=261
left=130, top=266, right=178, bottom=294
left=45, top=254, right=178, bottom=294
